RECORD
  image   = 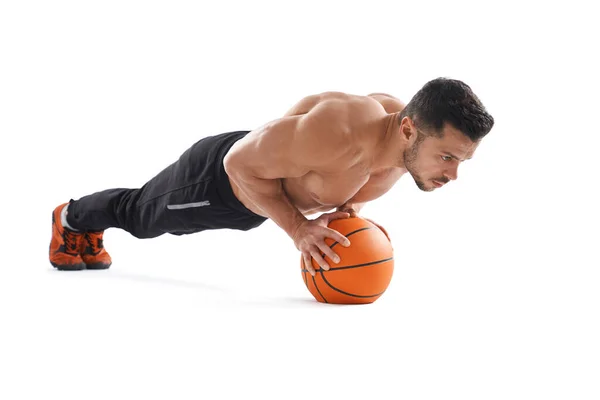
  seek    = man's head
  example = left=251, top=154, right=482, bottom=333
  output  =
left=399, top=77, right=494, bottom=191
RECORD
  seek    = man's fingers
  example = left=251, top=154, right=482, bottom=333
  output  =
left=326, top=228, right=351, bottom=247
left=303, top=254, right=315, bottom=276
left=310, top=249, right=330, bottom=271
left=337, top=208, right=357, bottom=218
left=316, top=242, right=340, bottom=264
left=327, top=211, right=350, bottom=222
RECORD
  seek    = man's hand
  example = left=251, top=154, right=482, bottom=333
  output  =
left=337, top=205, right=391, bottom=244
left=364, top=218, right=391, bottom=243
left=293, top=211, right=352, bottom=276
left=336, top=203, right=363, bottom=218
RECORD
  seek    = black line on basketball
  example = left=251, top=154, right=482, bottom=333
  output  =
left=321, top=272, right=387, bottom=299
left=302, top=257, right=392, bottom=273
left=327, top=257, right=394, bottom=271
left=320, top=226, right=374, bottom=259
left=312, top=274, right=328, bottom=303
left=331, top=227, right=372, bottom=249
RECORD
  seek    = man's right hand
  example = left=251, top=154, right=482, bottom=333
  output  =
left=293, top=211, right=352, bottom=276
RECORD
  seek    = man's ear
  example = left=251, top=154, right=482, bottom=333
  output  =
left=400, top=116, right=417, bottom=142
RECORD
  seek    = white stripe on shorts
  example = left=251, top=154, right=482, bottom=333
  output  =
left=166, top=200, right=211, bottom=210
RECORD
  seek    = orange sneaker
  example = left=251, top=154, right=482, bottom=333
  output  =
left=50, top=203, right=86, bottom=271
left=80, top=231, right=112, bottom=270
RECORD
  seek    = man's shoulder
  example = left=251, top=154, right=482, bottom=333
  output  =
left=283, top=91, right=399, bottom=133
left=311, top=91, right=405, bottom=114
left=366, top=93, right=406, bottom=114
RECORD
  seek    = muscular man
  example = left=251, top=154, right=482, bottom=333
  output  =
left=49, top=77, right=494, bottom=276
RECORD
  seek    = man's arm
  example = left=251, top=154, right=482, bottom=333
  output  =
left=223, top=99, right=350, bottom=239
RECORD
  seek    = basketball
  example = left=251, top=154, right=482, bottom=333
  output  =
left=300, top=216, right=394, bottom=304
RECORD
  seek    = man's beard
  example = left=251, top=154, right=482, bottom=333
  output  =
left=404, top=135, right=430, bottom=191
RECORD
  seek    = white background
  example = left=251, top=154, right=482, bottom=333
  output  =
left=1, top=0, right=598, bottom=399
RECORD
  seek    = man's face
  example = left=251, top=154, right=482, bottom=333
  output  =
left=404, top=124, right=479, bottom=192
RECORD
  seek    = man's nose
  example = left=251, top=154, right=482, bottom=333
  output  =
left=444, top=165, right=459, bottom=181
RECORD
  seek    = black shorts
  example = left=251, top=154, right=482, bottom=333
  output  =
left=67, top=131, right=267, bottom=238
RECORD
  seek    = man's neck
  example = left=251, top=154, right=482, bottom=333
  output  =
left=373, top=112, right=407, bottom=170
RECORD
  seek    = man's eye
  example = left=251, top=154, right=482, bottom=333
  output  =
left=441, top=155, right=452, bottom=161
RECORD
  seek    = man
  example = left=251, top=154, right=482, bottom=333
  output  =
left=49, top=77, right=494, bottom=276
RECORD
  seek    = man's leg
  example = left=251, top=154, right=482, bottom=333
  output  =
left=66, top=187, right=160, bottom=239
left=49, top=130, right=263, bottom=270
left=50, top=145, right=187, bottom=271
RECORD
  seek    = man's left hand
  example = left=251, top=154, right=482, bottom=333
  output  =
left=335, top=206, right=392, bottom=246
left=364, top=218, right=391, bottom=243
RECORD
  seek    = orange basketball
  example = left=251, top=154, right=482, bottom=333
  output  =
left=300, top=217, right=394, bottom=304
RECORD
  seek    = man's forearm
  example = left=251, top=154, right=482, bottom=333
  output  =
left=226, top=168, right=307, bottom=239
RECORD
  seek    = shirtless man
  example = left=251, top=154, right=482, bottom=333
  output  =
left=49, top=77, right=494, bottom=276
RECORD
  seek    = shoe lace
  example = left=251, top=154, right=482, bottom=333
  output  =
left=85, top=232, right=103, bottom=255
left=64, top=230, right=82, bottom=255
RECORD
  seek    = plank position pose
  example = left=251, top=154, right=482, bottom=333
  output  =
left=49, top=78, right=494, bottom=276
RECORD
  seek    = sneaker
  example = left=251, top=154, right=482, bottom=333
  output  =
left=49, top=203, right=86, bottom=271
left=80, top=231, right=112, bottom=270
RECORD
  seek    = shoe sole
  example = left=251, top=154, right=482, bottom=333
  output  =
left=85, top=263, right=111, bottom=270
left=50, top=263, right=111, bottom=271
left=51, top=262, right=86, bottom=271
left=49, top=255, right=111, bottom=271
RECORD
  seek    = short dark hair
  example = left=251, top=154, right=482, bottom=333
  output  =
left=399, top=77, right=494, bottom=141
